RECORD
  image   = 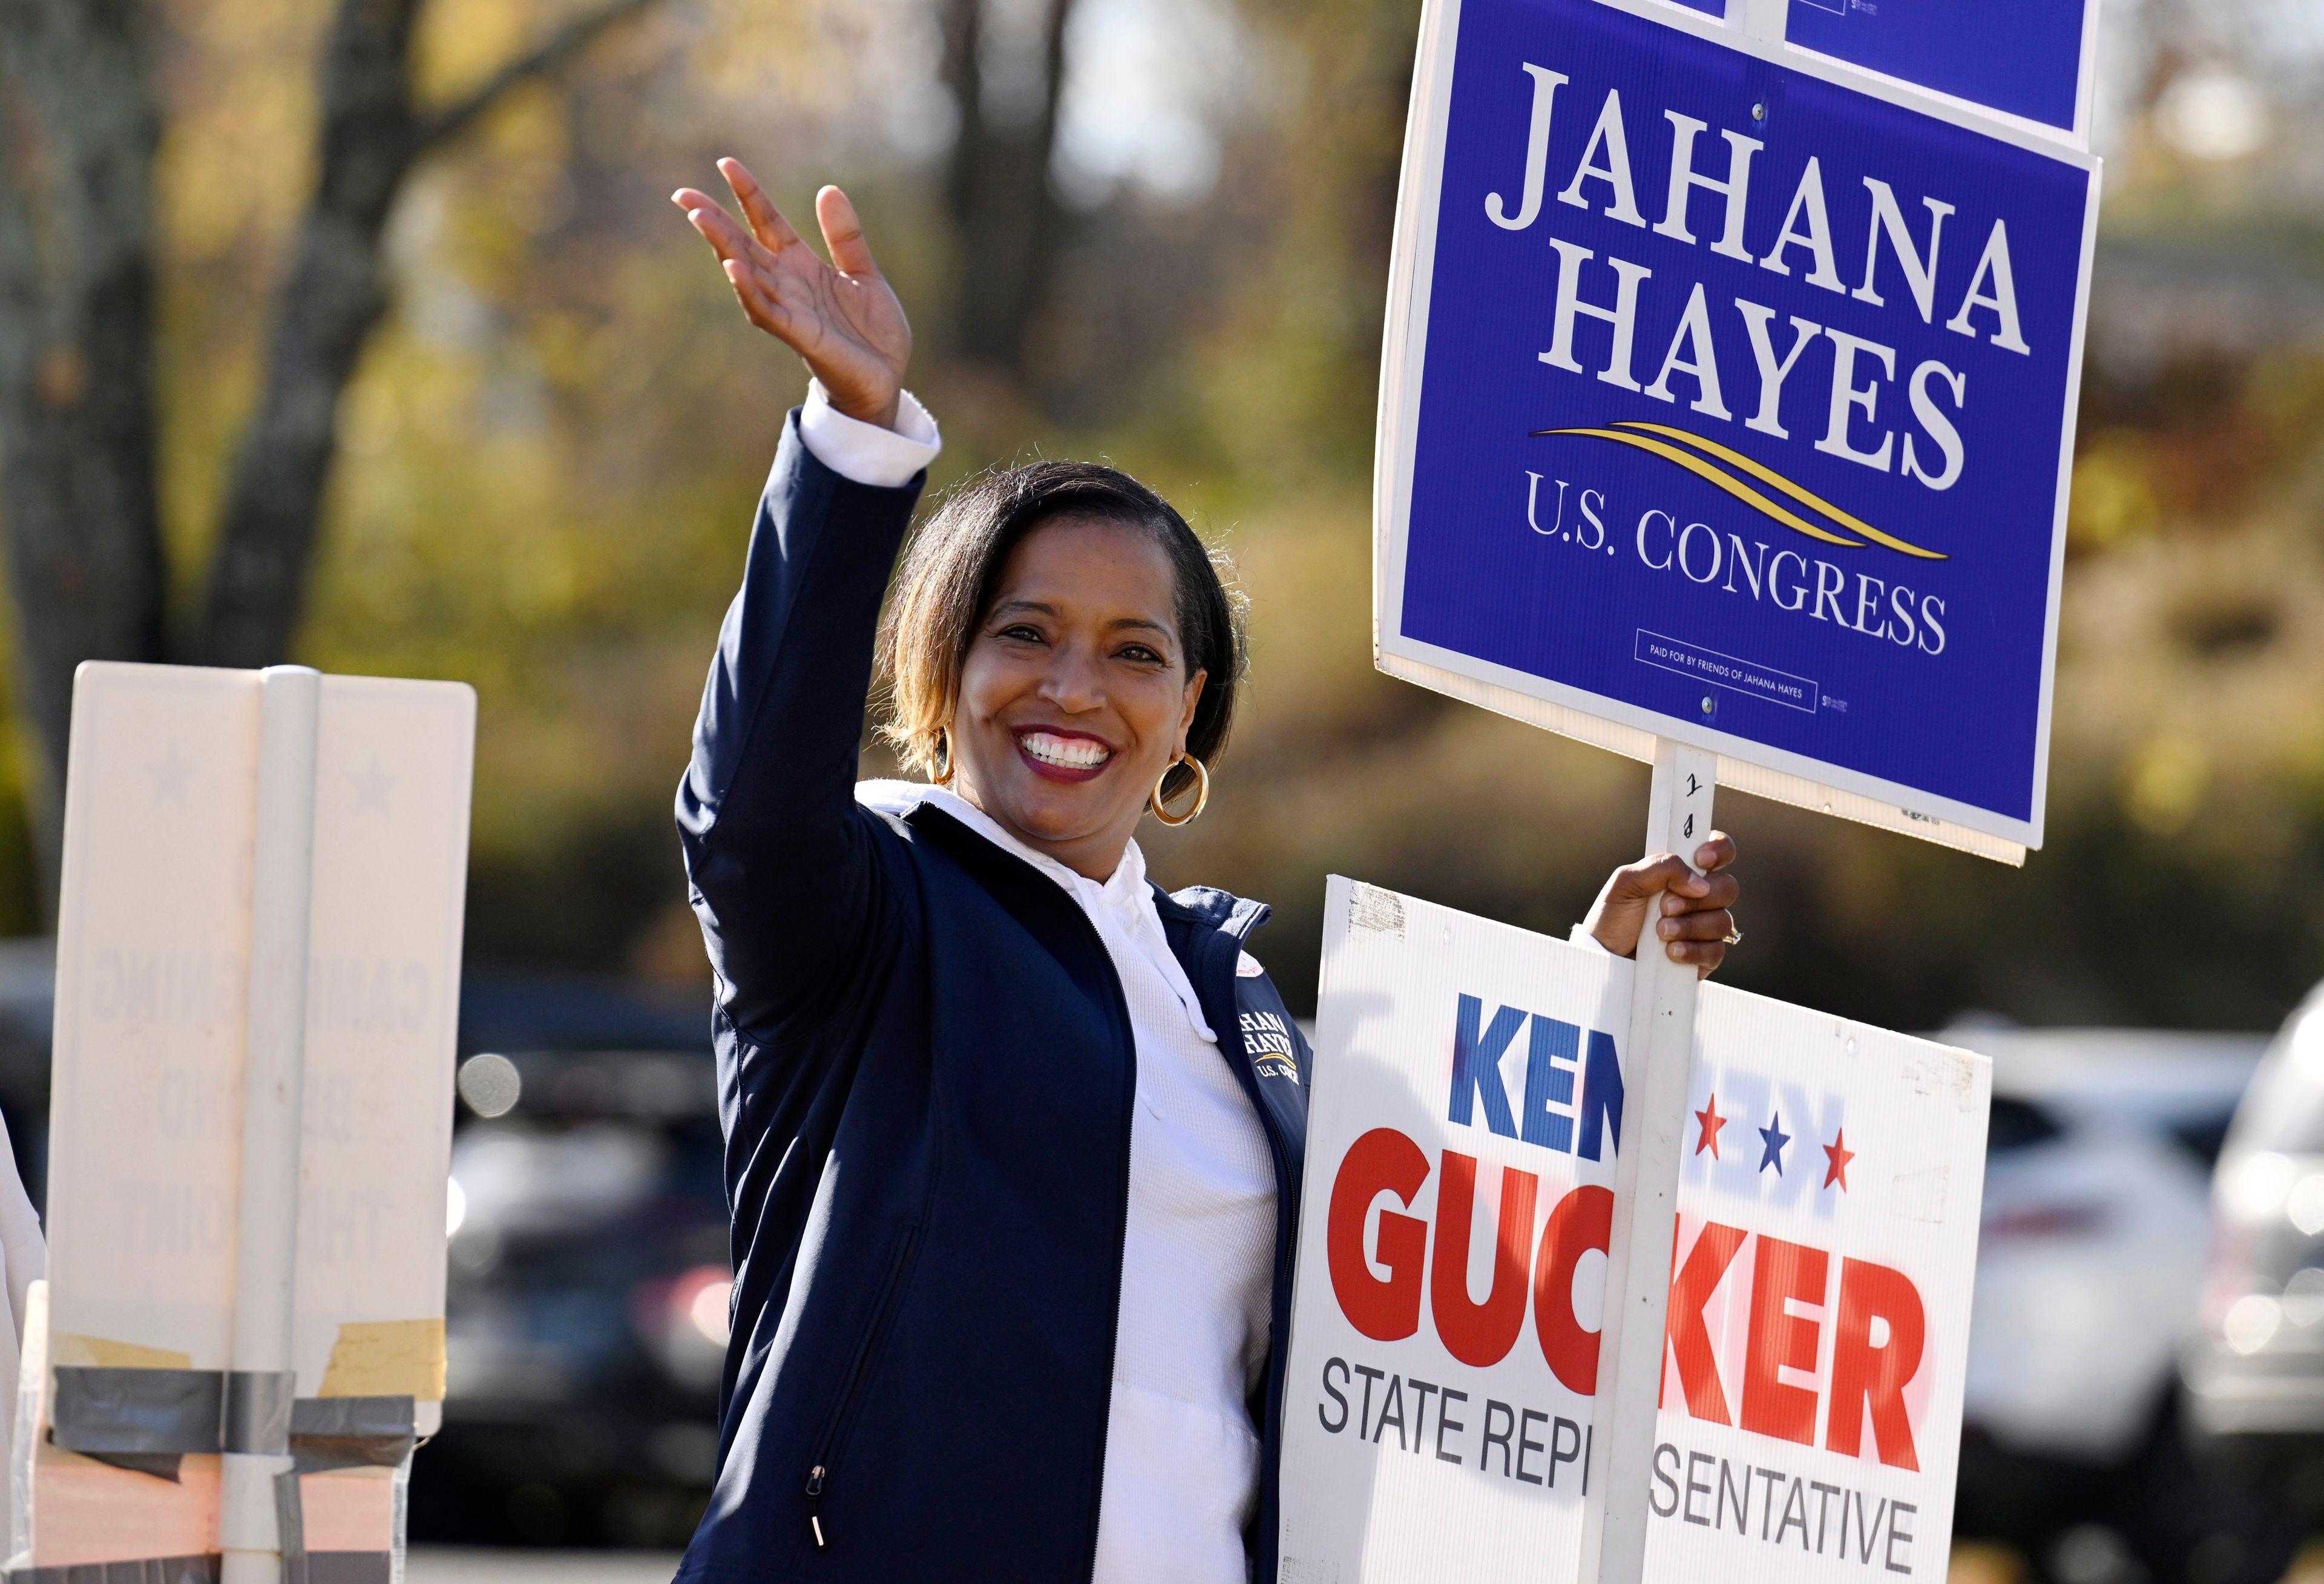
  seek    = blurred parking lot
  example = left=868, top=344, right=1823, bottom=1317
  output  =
left=400, top=992, right=2324, bottom=1580
left=6, top=927, right=2322, bottom=1576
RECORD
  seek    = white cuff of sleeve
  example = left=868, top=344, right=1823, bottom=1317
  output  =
left=798, top=381, right=942, bottom=489
left=1568, top=924, right=1614, bottom=956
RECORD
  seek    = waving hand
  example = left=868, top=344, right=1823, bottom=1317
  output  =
left=672, top=158, right=911, bottom=430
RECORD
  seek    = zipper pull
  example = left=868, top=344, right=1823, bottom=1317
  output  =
left=805, top=1464, right=827, bottom=1547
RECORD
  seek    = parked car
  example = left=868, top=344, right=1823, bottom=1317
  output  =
left=0, top=936, right=57, bottom=1209
left=2184, top=980, right=2324, bottom=1522
left=404, top=972, right=732, bottom=1548
left=1940, top=1020, right=2302, bottom=1584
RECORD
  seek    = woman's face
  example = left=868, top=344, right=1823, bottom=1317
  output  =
left=951, top=514, right=1206, bottom=881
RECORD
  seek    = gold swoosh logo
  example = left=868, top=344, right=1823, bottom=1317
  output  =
left=1529, top=422, right=1949, bottom=562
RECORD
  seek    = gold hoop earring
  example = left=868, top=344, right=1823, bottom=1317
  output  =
left=932, top=731, right=956, bottom=787
left=1150, top=755, right=1209, bottom=827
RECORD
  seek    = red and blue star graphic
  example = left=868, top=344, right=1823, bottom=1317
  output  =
left=1691, top=1092, right=1852, bottom=1192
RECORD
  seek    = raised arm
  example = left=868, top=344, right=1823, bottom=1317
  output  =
left=672, top=162, right=929, bottom=1037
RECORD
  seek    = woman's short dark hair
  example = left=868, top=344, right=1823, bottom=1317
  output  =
left=879, top=461, right=1245, bottom=804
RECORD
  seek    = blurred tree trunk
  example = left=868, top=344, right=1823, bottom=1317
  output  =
left=188, top=0, right=428, bottom=673
left=0, top=0, right=655, bottom=915
left=196, top=0, right=656, bottom=669
left=940, top=0, right=1077, bottom=374
left=0, top=0, right=168, bottom=892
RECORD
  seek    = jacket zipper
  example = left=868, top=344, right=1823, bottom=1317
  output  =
left=804, top=1227, right=916, bottom=1549
left=1078, top=947, right=1140, bottom=1583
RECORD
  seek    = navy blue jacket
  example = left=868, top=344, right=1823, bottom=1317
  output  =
left=672, top=414, right=1313, bottom=1583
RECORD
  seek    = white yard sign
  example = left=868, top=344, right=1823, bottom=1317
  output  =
left=1278, top=878, right=1988, bottom=1582
left=15, top=662, right=473, bottom=1580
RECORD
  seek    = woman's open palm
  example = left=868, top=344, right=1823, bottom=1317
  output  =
left=673, top=159, right=910, bottom=429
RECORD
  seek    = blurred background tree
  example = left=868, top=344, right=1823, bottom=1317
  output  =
left=0, top=0, right=655, bottom=896
left=0, top=0, right=2319, bottom=1036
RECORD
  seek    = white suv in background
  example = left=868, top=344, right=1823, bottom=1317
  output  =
left=2185, top=982, right=2324, bottom=1526
left=1938, top=1021, right=2301, bottom=1584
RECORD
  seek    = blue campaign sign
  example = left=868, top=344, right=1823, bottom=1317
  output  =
left=1787, top=0, right=2095, bottom=136
left=1374, top=0, right=2100, bottom=859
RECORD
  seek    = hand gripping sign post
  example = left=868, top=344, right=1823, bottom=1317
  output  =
left=1277, top=881, right=1991, bottom=1580
left=1330, top=0, right=2101, bottom=1577
left=7, top=662, right=474, bottom=1582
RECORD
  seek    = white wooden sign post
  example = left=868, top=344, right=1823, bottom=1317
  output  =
left=1580, top=741, right=1715, bottom=1584
left=8, top=662, right=474, bottom=1582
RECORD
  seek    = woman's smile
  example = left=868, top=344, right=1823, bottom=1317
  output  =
left=1016, top=727, right=1115, bottom=782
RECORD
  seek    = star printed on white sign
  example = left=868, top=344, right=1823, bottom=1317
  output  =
left=1693, top=1094, right=1727, bottom=1159
left=148, top=741, right=193, bottom=804
left=1823, top=1129, right=1857, bottom=1192
left=1758, top=1112, right=1791, bottom=1175
left=350, top=756, right=398, bottom=814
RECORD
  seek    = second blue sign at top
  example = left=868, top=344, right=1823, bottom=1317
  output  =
left=1664, top=0, right=2095, bottom=134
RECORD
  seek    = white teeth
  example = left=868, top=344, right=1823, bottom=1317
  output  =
left=1022, top=732, right=1111, bottom=769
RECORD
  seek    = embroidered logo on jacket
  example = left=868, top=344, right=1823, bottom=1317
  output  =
left=1241, top=1008, right=1299, bottom=1082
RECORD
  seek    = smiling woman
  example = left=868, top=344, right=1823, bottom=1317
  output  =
left=664, top=156, right=1740, bottom=1584
left=879, top=462, right=1242, bottom=874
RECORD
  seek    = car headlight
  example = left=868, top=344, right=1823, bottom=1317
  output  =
left=2226, top=1152, right=2297, bottom=1223
left=2224, top=1293, right=2282, bottom=1356
left=677, top=1266, right=734, bottom=1347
